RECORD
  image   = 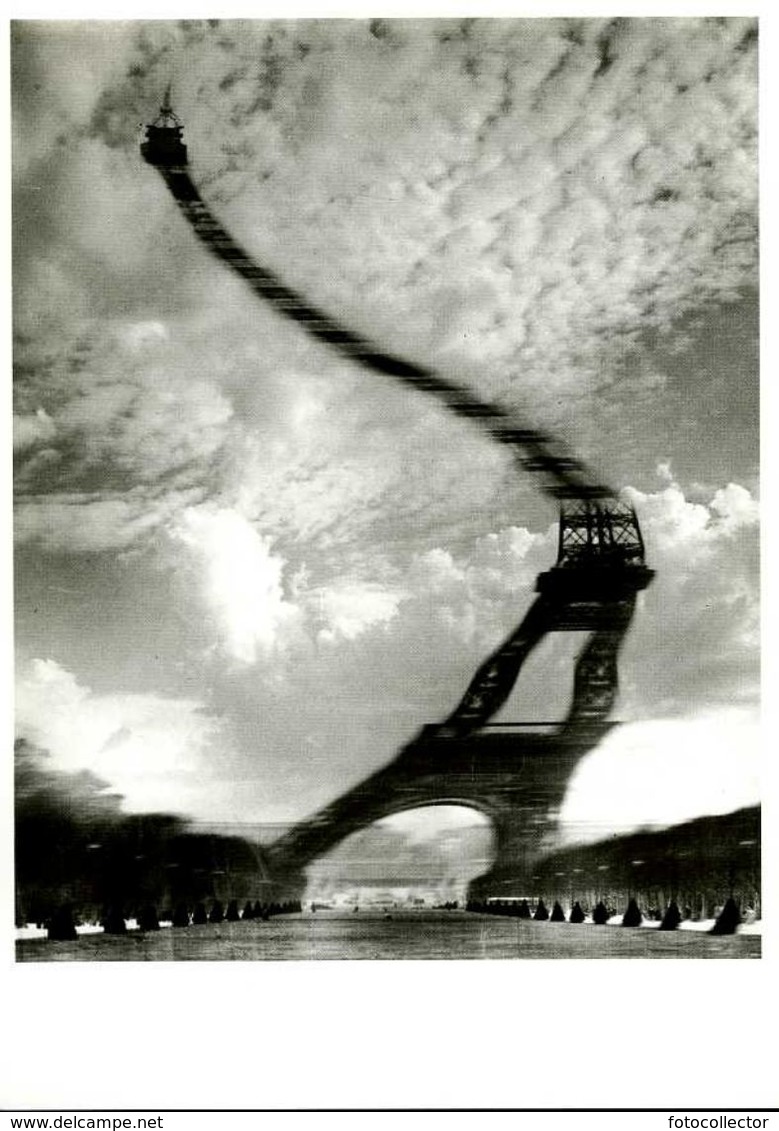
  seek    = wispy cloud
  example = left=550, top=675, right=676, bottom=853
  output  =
left=14, top=19, right=757, bottom=556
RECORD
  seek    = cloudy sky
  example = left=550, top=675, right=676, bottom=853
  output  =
left=12, top=17, right=759, bottom=856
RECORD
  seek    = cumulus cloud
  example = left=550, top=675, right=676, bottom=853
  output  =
left=407, top=523, right=554, bottom=645
left=171, top=505, right=304, bottom=664
left=626, top=476, right=759, bottom=561
left=617, top=474, right=759, bottom=720
left=311, top=581, right=404, bottom=643
left=15, top=658, right=234, bottom=817
left=559, top=708, right=760, bottom=842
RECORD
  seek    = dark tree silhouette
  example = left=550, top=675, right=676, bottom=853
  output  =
left=550, top=901, right=566, bottom=922
left=192, top=902, right=208, bottom=925
left=592, top=901, right=609, bottom=925
left=533, top=900, right=549, bottom=921
left=138, top=905, right=160, bottom=931
left=209, top=900, right=224, bottom=924
left=101, top=906, right=127, bottom=935
left=517, top=899, right=531, bottom=919
left=242, top=901, right=255, bottom=920
left=622, top=898, right=643, bottom=927
left=172, top=903, right=190, bottom=928
left=48, top=905, right=77, bottom=941
left=658, top=901, right=682, bottom=931
left=569, top=901, right=585, bottom=923
left=710, top=897, right=741, bottom=935
left=226, top=899, right=240, bottom=921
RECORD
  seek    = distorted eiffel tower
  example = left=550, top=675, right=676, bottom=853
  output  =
left=141, top=98, right=655, bottom=900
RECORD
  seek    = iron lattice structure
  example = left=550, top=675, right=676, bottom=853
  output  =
left=557, top=499, right=646, bottom=569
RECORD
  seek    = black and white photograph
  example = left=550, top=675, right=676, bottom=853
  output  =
left=12, top=16, right=760, bottom=968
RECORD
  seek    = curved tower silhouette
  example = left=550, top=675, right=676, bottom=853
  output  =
left=141, top=98, right=654, bottom=898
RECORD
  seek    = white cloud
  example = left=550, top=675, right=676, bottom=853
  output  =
left=15, top=658, right=227, bottom=815
left=559, top=708, right=760, bottom=843
left=406, top=524, right=554, bottom=644
left=618, top=476, right=759, bottom=718
left=171, top=505, right=303, bottom=664
left=710, top=482, right=760, bottom=530
left=410, top=548, right=466, bottom=596
left=627, top=478, right=759, bottom=558
left=312, top=581, right=404, bottom=643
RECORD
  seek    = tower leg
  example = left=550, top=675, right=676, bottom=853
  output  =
left=467, top=807, right=547, bottom=902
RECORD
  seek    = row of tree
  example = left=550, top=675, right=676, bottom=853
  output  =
left=466, top=897, right=744, bottom=933
left=521, top=806, right=760, bottom=921
left=47, top=898, right=303, bottom=940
